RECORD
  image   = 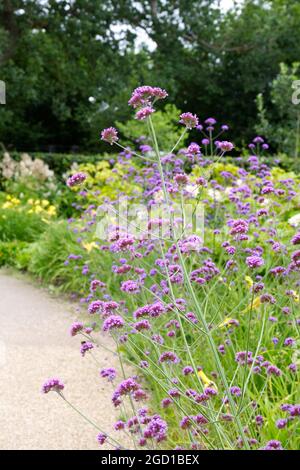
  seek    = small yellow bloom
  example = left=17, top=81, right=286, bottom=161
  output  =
left=218, top=317, right=237, bottom=328
left=291, top=291, right=299, bottom=303
left=242, top=296, right=261, bottom=313
left=245, top=275, right=254, bottom=288
left=34, top=206, right=43, bottom=214
left=198, top=370, right=218, bottom=391
left=82, top=242, right=97, bottom=252
left=47, top=205, right=56, bottom=216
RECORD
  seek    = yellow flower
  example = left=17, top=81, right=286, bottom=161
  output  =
left=242, top=296, right=261, bottom=313
left=47, top=205, right=56, bottom=216
left=245, top=275, right=254, bottom=288
left=41, top=199, right=49, bottom=208
left=219, top=317, right=237, bottom=328
left=198, top=370, right=218, bottom=391
left=34, top=206, right=43, bottom=214
left=291, top=291, right=299, bottom=303
left=82, top=242, right=97, bottom=252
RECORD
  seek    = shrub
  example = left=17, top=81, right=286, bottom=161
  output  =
left=0, top=240, right=30, bottom=268
left=0, top=207, right=47, bottom=242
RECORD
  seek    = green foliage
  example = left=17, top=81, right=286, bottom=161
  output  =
left=0, top=207, right=47, bottom=242
left=28, top=221, right=84, bottom=291
left=27, top=220, right=120, bottom=295
left=256, top=63, right=300, bottom=164
left=0, top=240, right=29, bottom=268
left=117, top=104, right=187, bottom=150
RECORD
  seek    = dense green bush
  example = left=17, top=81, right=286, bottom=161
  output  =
left=256, top=63, right=300, bottom=164
left=0, top=208, right=47, bottom=242
left=0, top=240, right=30, bottom=268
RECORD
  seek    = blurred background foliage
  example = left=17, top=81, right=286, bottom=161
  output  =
left=0, top=0, right=300, bottom=154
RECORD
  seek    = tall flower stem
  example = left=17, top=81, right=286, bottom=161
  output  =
left=59, top=394, right=122, bottom=449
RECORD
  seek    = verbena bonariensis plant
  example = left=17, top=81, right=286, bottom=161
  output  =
left=43, top=86, right=300, bottom=450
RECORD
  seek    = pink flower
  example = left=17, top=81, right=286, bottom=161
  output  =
left=135, top=106, right=154, bottom=120
left=67, top=172, right=87, bottom=187
left=179, top=112, right=199, bottom=129
left=217, top=141, right=234, bottom=152
left=101, top=127, right=119, bottom=145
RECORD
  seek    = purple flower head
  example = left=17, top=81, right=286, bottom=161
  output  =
left=175, top=173, right=189, bottom=185
left=246, top=255, right=264, bottom=269
left=90, top=279, right=106, bottom=291
left=135, top=106, right=155, bottom=120
left=101, top=127, right=119, bottom=145
left=42, top=378, right=64, bottom=394
left=291, top=250, right=300, bottom=266
left=255, top=415, right=264, bottom=426
left=291, top=232, right=300, bottom=245
left=128, top=86, right=168, bottom=108
left=159, top=351, right=180, bottom=364
left=284, top=337, right=295, bottom=347
left=121, top=280, right=140, bottom=294
left=289, top=404, right=300, bottom=416
left=276, top=419, right=287, bottom=429
left=235, top=351, right=253, bottom=365
left=80, top=341, right=94, bottom=356
left=230, top=386, right=241, bottom=397
left=196, top=176, right=207, bottom=187
left=179, top=112, right=199, bottom=129
left=100, top=367, right=116, bottom=382
left=217, top=141, right=234, bottom=152
left=88, top=300, right=104, bottom=314
left=260, top=293, right=276, bottom=304
left=69, top=321, right=84, bottom=336
left=182, top=366, right=194, bottom=376
left=97, top=433, right=107, bottom=445
left=253, top=136, right=264, bottom=144
left=262, top=440, right=283, bottom=451
left=134, top=319, right=151, bottom=331
left=205, top=117, right=217, bottom=126
left=229, top=219, right=249, bottom=235
left=180, top=416, right=191, bottom=429
left=67, top=172, right=87, bottom=188
left=187, top=142, right=201, bottom=154
left=102, top=315, right=125, bottom=332
left=114, top=420, right=125, bottom=430
left=143, top=415, right=168, bottom=443
left=266, top=364, right=282, bottom=376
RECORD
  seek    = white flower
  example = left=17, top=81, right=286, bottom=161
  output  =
left=153, top=190, right=164, bottom=203
left=185, top=184, right=199, bottom=197
left=288, top=213, right=300, bottom=227
left=207, top=188, right=223, bottom=201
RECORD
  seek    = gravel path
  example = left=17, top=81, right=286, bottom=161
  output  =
left=0, top=271, right=128, bottom=450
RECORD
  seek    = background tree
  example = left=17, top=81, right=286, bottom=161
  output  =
left=1, top=0, right=300, bottom=152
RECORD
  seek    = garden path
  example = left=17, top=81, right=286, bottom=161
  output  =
left=0, top=270, right=127, bottom=450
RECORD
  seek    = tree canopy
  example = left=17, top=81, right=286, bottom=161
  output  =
left=1, top=0, right=300, bottom=152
